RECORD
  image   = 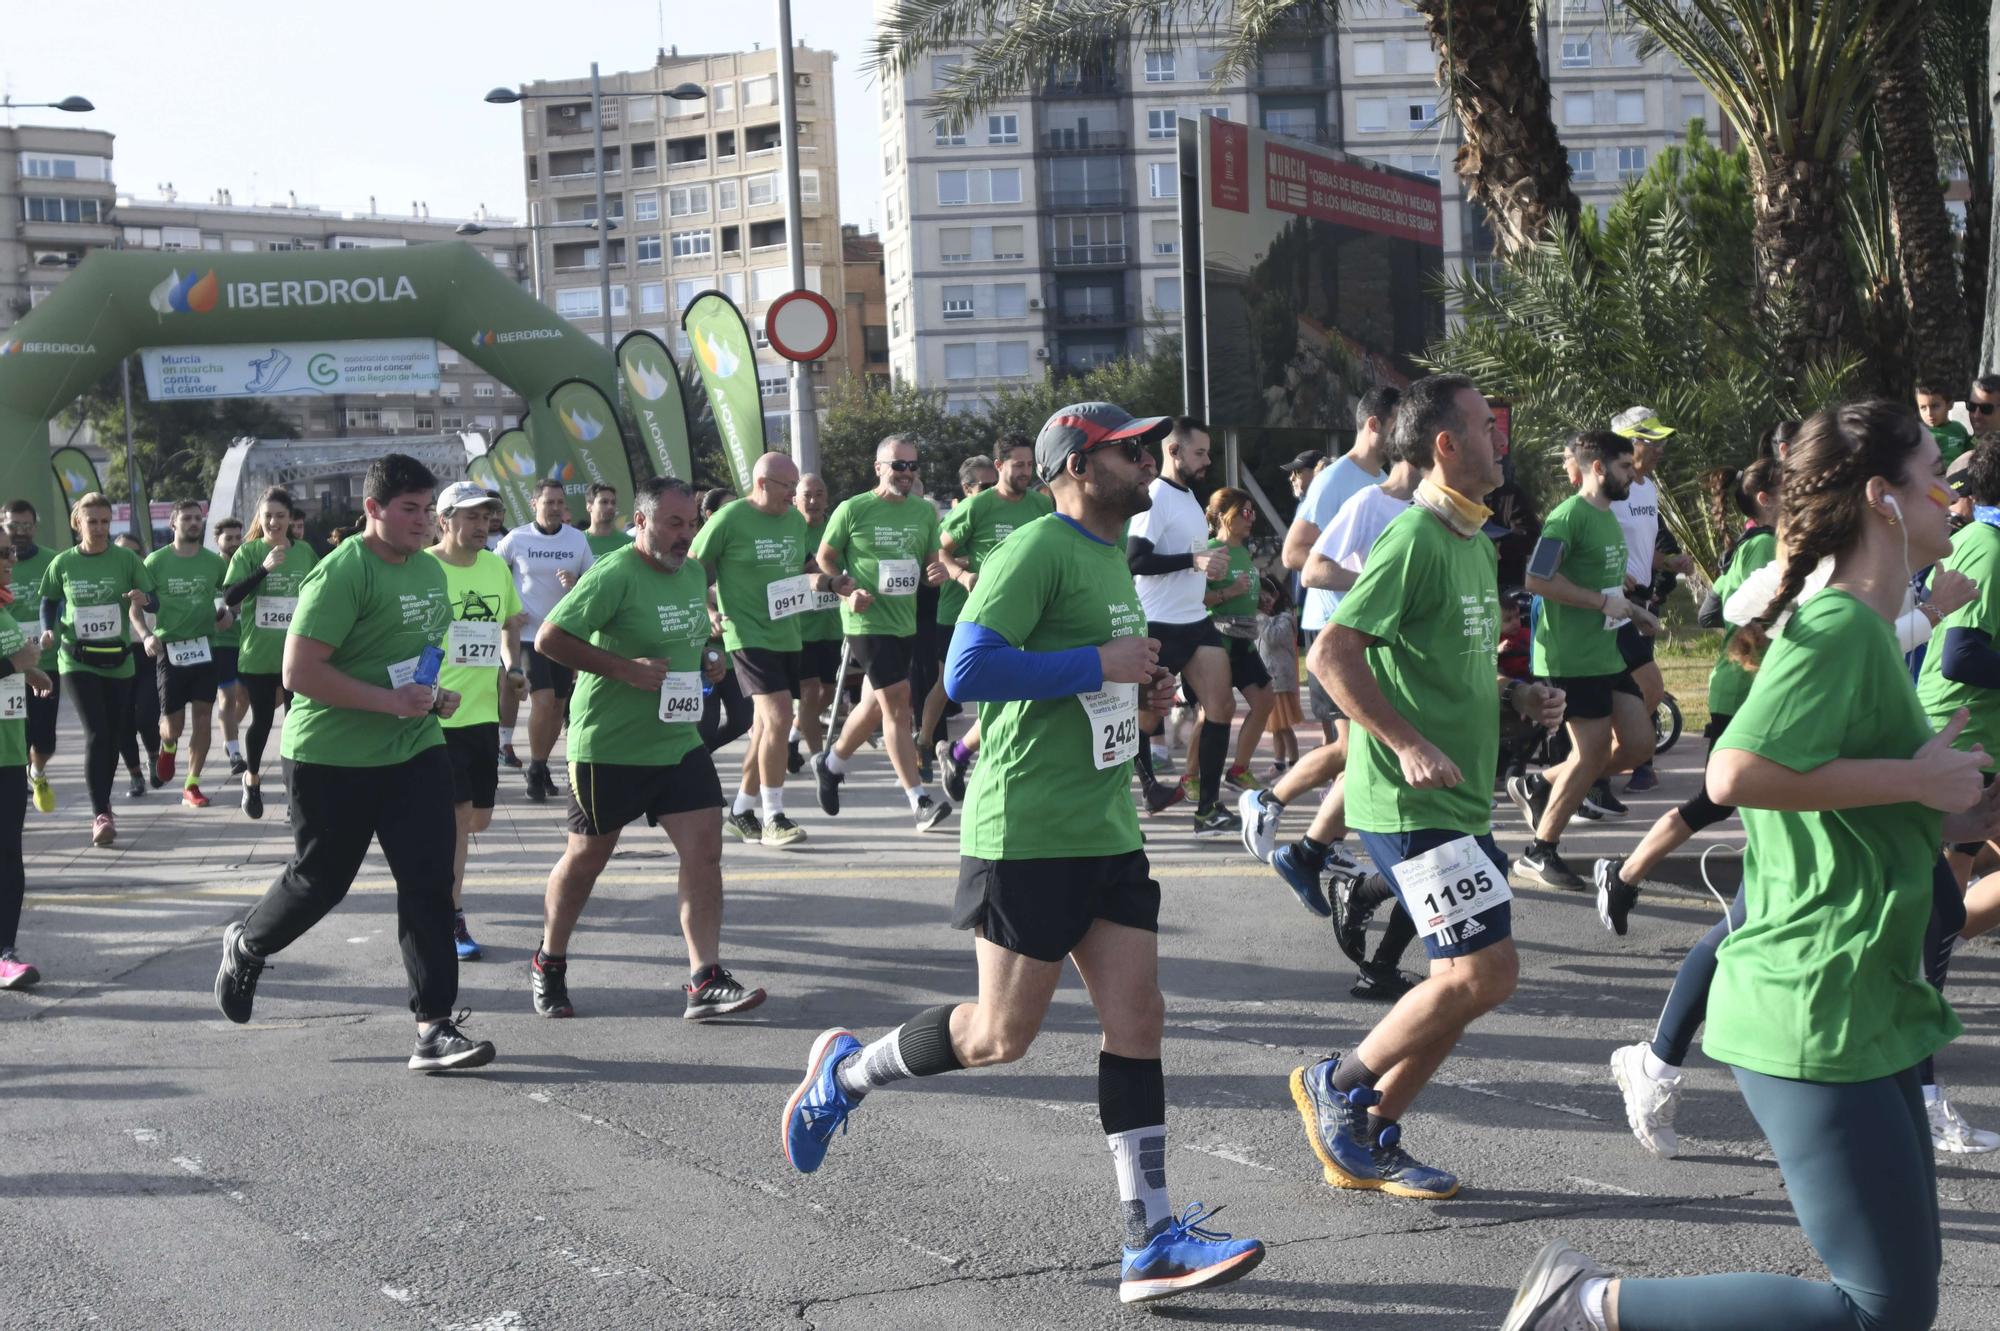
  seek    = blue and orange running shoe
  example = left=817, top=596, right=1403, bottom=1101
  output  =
left=1118, top=1202, right=1265, bottom=1305
left=783, top=1027, right=862, bottom=1173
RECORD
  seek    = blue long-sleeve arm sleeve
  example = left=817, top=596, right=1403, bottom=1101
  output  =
left=40, top=594, right=61, bottom=635
left=1940, top=625, right=2000, bottom=689
left=945, top=621, right=1105, bottom=703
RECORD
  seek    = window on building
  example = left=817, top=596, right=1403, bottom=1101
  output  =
left=723, top=272, right=746, bottom=304
left=668, top=184, right=710, bottom=216
left=798, top=169, right=821, bottom=203
left=940, top=227, right=973, bottom=263
left=636, top=235, right=663, bottom=263
left=639, top=282, right=666, bottom=314
left=1196, top=47, right=1227, bottom=80
left=1611, top=36, right=1643, bottom=66
left=752, top=267, right=789, bottom=302
left=626, top=95, right=656, bottom=124
left=1681, top=93, right=1705, bottom=125
left=992, top=225, right=1025, bottom=260
left=1568, top=148, right=1596, bottom=180
left=938, top=168, right=1021, bottom=206
left=760, top=364, right=790, bottom=399
left=21, top=153, right=109, bottom=180
left=474, top=382, right=497, bottom=399
left=1148, top=109, right=1176, bottom=139
left=998, top=342, right=1029, bottom=377
left=743, top=75, right=777, bottom=106
left=720, top=225, right=741, bottom=254
left=1353, top=41, right=1384, bottom=75
left=22, top=197, right=103, bottom=224
left=1354, top=98, right=1387, bottom=133
left=556, top=288, right=601, bottom=318
left=717, top=180, right=739, bottom=212
left=670, top=230, right=711, bottom=259
left=1561, top=37, right=1591, bottom=67
left=1406, top=100, right=1437, bottom=130
left=710, top=82, right=735, bottom=112
left=1204, top=105, right=1229, bottom=121
left=675, top=278, right=701, bottom=310
left=944, top=344, right=978, bottom=379
left=988, top=113, right=1019, bottom=145
left=1618, top=145, right=1647, bottom=179
left=747, top=173, right=778, bottom=207
left=933, top=55, right=963, bottom=89
left=1615, top=90, right=1644, bottom=124
left=1152, top=218, right=1179, bottom=255
left=1149, top=163, right=1178, bottom=199
left=1153, top=276, right=1182, bottom=315
left=994, top=283, right=1028, bottom=318
left=1145, top=50, right=1177, bottom=82
left=441, top=415, right=464, bottom=431
left=1563, top=91, right=1595, bottom=125
left=634, top=192, right=661, bottom=222
left=440, top=381, right=462, bottom=401
left=610, top=286, right=628, bottom=315
left=936, top=117, right=968, bottom=147
left=943, top=285, right=976, bottom=319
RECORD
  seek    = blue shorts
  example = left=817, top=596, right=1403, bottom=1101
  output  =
left=1357, top=828, right=1513, bottom=960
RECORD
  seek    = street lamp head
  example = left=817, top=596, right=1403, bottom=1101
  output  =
left=483, top=87, right=523, bottom=105
left=666, top=82, right=707, bottom=102
left=455, top=222, right=488, bottom=236
left=54, top=96, right=95, bottom=113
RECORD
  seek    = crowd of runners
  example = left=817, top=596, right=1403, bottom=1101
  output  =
left=3, top=375, right=1998, bottom=1329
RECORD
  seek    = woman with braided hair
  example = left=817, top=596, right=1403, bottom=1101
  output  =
left=1506, top=400, right=2000, bottom=1331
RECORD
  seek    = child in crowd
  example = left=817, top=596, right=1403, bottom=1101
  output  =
left=1917, top=381, right=1971, bottom=466
left=1256, top=576, right=1300, bottom=775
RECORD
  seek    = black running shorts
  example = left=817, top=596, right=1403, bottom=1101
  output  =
left=156, top=658, right=220, bottom=713
left=952, top=850, right=1160, bottom=963
left=523, top=641, right=575, bottom=698
left=1616, top=619, right=1657, bottom=670
left=445, top=722, right=500, bottom=810
left=1541, top=670, right=1642, bottom=721
left=732, top=646, right=801, bottom=697
left=565, top=748, right=724, bottom=838
left=1152, top=618, right=1223, bottom=675
left=1226, top=636, right=1271, bottom=691
left=798, top=638, right=841, bottom=686
left=851, top=633, right=915, bottom=690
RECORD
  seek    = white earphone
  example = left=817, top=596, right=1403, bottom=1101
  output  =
left=1882, top=493, right=1902, bottom=521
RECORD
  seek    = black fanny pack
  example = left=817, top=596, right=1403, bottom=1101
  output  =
left=65, top=640, right=128, bottom=670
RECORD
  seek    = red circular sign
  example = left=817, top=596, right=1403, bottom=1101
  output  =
left=765, top=289, right=838, bottom=363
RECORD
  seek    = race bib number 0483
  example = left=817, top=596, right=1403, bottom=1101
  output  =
left=658, top=671, right=703, bottom=723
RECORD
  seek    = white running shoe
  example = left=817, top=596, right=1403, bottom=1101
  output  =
left=1238, top=788, right=1281, bottom=862
left=1609, top=1042, right=1680, bottom=1159
left=1929, top=1097, right=2000, bottom=1154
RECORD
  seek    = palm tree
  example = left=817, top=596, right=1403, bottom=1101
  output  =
left=869, top=0, right=1582, bottom=255
left=1925, top=0, right=1991, bottom=352
left=1623, top=0, right=1904, bottom=381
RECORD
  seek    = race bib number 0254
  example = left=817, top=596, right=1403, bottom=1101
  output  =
left=1394, top=835, right=1513, bottom=942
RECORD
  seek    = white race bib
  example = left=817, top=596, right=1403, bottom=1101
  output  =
left=1601, top=587, right=1631, bottom=631
left=255, top=596, right=298, bottom=632
left=387, top=655, right=423, bottom=689
left=0, top=675, right=24, bottom=721
left=658, top=671, right=704, bottom=724
left=1077, top=682, right=1139, bottom=771
left=1394, top=835, right=1513, bottom=943
left=447, top=620, right=502, bottom=667
left=810, top=586, right=841, bottom=613
left=766, top=574, right=812, bottom=621
left=165, top=637, right=212, bottom=667
left=877, top=559, right=920, bottom=597
left=73, top=603, right=120, bottom=640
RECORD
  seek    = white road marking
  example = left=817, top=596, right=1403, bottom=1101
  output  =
left=1184, top=1142, right=1277, bottom=1172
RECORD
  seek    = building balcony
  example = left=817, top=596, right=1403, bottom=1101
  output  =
left=1040, top=131, right=1128, bottom=153
left=1053, top=307, right=1131, bottom=327
left=1043, top=75, right=1123, bottom=97
left=1263, top=125, right=1343, bottom=147
left=1043, top=188, right=1129, bottom=210
left=20, top=217, right=116, bottom=246
left=1254, top=69, right=1334, bottom=89
left=1051, top=244, right=1129, bottom=266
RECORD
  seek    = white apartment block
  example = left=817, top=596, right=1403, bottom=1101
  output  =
left=517, top=45, right=847, bottom=439
left=880, top=2, right=1721, bottom=408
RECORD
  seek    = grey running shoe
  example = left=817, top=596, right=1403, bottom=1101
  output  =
left=1501, top=1239, right=1613, bottom=1331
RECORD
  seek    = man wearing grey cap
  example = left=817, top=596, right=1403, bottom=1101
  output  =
left=782, top=402, right=1268, bottom=1309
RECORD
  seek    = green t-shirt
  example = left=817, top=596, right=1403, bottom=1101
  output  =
left=9, top=545, right=56, bottom=671
left=822, top=490, right=941, bottom=640
left=1931, top=420, right=1973, bottom=466
left=1705, top=529, right=1777, bottom=720
left=143, top=545, right=228, bottom=647
left=1205, top=539, right=1258, bottom=619
left=1333, top=507, right=1502, bottom=835
left=1710, top=591, right=1960, bottom=1082
left=960, top=514, right=1146, bottom=860
left=939, top=487, right=1055, bottom=627
left=225, top=539, right=319, bottom=677
left=435, top=549, right=522, bottom=730
left=543, top=544, right=709, bottom=768
left=41, top=544, right=154, bottom=679
left=586, top=530, right=634, bottom=560
left=799, top=518, right=842, bottom=643
left=1530, top=495, right=1627, bottom=678
left=0, top=614, right=27, bottom=767
left=689, top=501, right=811, bottom=653
left=280, top=540, right=453, bottom=767
left=211, top=551, right=241, bottom=650
left=1917, top=521, right=2000, bottom=768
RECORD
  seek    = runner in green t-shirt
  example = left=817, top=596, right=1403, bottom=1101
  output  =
left=210, top=516, right=248, bottom=781
left=583, top=481, right=634, bottom=560
left=810, top=435, right=951, bottom=832
left=3, top=498, right=59, bottom=813
left=782, top=401, right=1269, bottom=1311
left=40, top=493, right=156, bottom=845
left=1513, top=431, right=1659, bottom=890
left=135, top=499, right=229, bottom=807
left=0, top=540, right=55, bottom=991
left=428, top=482, right=527, bottom=963
left=221, top=487, right=318, bottom=819
left=1295, top=375, right=1563, bottom=1207
left=792, top=475, right=843, bottom=772
left=691, top=452, right=814, bottom=848
left=1201, top=487, right=1274, bottom=794
left=534, top=476, right=765, bottom=1023
left=215, top=453, right=496, bottom=1075
left=923, top=448, right=998, bottom=799
left=1511, top=402, right=1994, bottom=1331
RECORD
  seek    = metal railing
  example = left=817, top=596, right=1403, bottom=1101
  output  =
left=1051, top=244, right=1128, bottom=266
left=1040, top=131, right=1128, bottom=152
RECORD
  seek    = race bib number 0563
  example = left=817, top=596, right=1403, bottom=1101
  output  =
left=877, top=559, right=920, bottom=597
left=1394, top=835, right=1513, bottom=943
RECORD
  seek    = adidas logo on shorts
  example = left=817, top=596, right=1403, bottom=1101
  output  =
left=1458, top=918, right=1487, bottom=939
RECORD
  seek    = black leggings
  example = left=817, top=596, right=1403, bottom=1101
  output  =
left=65, top=670, right=133, bottom=817
left=119, top=650, right=160, bottom=777
left=0, top=767, right=24, bottom=951
left=241, top=672, right=286, bottom=777
left=700, top=672, right=752, bottom=754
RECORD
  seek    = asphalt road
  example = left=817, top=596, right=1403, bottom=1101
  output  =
left=7, top=713, right=1999, bottom=1330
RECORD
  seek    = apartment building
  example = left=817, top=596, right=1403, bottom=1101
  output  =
left=839, top=225, right=890, bottom=391
left=878, top=2, right=1722, bottom=408
left=515, top=44, right=848, bottom=440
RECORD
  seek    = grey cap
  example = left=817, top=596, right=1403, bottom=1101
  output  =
left=1034, top=402, right=1174, bottom=481
left=436, top=480, right=502, bottom=515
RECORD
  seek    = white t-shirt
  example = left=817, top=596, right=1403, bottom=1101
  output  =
left=1129, top=477, right=1210, bottom=625
left=1611, top=476, right=1660, bottom=588
left=1312, top=486, right=1412, bottom=605
left=1295, top=454, right=1387, bottom=630
left=495, top=522, right=596, bottom=631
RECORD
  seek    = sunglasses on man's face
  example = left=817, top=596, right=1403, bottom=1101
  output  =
left=883, top=459, right=920, bottom=472
left=1971, top=401, right=1998, bottom=416
left=1077, top=438, right=1148, bottom=467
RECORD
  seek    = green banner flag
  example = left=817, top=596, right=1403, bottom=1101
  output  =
left=486, top=428, right=543, bottom=529
left=547, top=377, right=636, bottom=504
left=50, top=446, right=102, bottom=509
left=615, top=331, right=693, bottom=482
left=465, top=454, right=509, bottom=526
left=682, top=291, right=764, bottom=494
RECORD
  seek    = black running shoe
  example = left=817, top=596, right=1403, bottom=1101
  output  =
left=1331, top=871, right=1389, bottom=968
left=1349, top=965, right=1420, bottom=1002
left=939, top=740, right=971, bottom=804
left=1517, top=843, right=1586, bottom=891
left=126, top=772, right=147, bottom=799
left=1505, top=773, right=1548, bottom=835
left=1192, top=805, right=1241, bottom=840
left=530, top=950, right=574, bottom=1018
left=214, top=920, right=267, bottom=1024
left=1595, top=857, right=1640, bottom=936
left=915, top=795, right=953, bottom=833
left=724, top=809, right=763, bottom=843
left=241, top=781, right=263, bottom=820
left=228, top=754, right=248, bottom=777
left=525, top=764, right=551, bottom=803
left=683, top=965, right=768, bottom=1020
left=1581, top=779, right=1627, bottom=820
left=787, top=738, right=805, bottom=775
left=1142, top=779, right=1187, bottom=815
left=809, top=750, right=843, bottom=816
left=500, top=744, right=523, bottom=770
left=409, top=1010, right=496, bottom=1072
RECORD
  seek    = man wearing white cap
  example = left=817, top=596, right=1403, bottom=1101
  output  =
left=1607, top=407, right=1688, bottom=796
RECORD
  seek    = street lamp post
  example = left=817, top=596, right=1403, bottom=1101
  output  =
left=486, top=77, right=705, bottom=352
left=1, top=95, right=95, bottom=315
left=774, top=0, right=819, bottom=473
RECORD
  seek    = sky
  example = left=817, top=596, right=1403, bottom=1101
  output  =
left=5, top=0, right=886, bottom=229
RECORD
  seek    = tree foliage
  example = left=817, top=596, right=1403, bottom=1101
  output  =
left=56, top=366, right=300, bottom=509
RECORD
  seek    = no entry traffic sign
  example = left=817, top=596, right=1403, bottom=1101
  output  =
left=765, top=289, right=838, bottom=363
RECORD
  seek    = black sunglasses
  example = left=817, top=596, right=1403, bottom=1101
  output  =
left=1078, top=437, right=1149, bottom=467
left=1971, top=402, right=1998, bottom=415
left=883, top=459, right=921, bottom=472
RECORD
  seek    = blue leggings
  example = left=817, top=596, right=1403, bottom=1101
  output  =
left=1617, top=1064, right=1939, bottom=1331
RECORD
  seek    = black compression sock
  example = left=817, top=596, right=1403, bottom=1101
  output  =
left=1353, top=873, right=1393, bottom=911
left=1298, top=835, right=1331, bottom=867
left=1528, top=837, right=1555, bottom=857
left=1332, top=1053, right=1378, bottom=1096
left=1372, top=904, right=1418, bottom=969
left=1133, top=732, right=1158, bottom=784
left=1197, top=719, right=1229, bottom=812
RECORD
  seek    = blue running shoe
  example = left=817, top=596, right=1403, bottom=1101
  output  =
left=1370, top=1122, right=1460, bottom=1199
left=783, top=1027, right=861, bottom=1173
left=1288, top=1055, right=1380, bottom=1189
left=1271, top=843, right=1333, bottom=918
left=1624, top=762, right=1659, bottom=793
left=1118, top=1202, right=1266, bottom=1305
left=453, top=912, right=481, bottom=962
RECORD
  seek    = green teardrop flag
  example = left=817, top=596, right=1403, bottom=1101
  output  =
left=465, top=453, right=508, bottom=525
left=547, top=377, right=636, bottom=503
left=486, top=428, right=542, bottom=528
left=50, top=445, right=102, bottom=508
left=615, top=331, right=693, bottom=482
left=682, top=291, right=764, bottom=494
